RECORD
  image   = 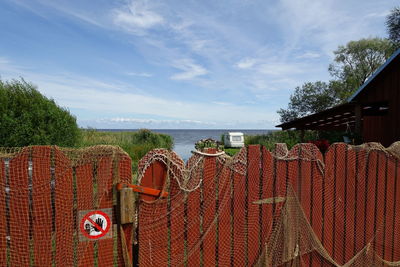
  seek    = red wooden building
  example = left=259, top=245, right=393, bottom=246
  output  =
left=276, top=48, right=400, bottom=147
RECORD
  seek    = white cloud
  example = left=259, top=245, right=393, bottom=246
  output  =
left=0, top=57, right=10, bottom=65
left=107, top=117, right=216, bottom=126
left=170, top=59, right=208, bottom=80
left=296, top=51, right=321, bottom=59
left=365, top=11, right=390, bottom=18
left=235, top=58, right=257, bottom=69
left=112, top=0, right=164, bottom=33
left=258, top=62, right=305, bottom=76
left=212, top=101, right=232, bottom=106
left=0, top=58, right=277, bottom=127
left=126, top=72, right=153, bottom=77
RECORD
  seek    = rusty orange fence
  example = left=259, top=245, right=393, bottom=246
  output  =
left=1, top=143, right=400, bottom=266
left=0, top=146, right=133, bottom=267
left=137, top=143, right=400, bottom=266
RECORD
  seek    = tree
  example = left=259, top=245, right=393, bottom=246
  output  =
left=328, top=37, right=395, bottom=100
left=278, top=38, right=395, bottom=123
left=277, top=81, right=339, bottom=123
left=386, top=7, right=400, bottom=48
left=0, top=79, right=80, bottom=147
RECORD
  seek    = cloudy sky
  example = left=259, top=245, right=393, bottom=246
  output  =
left=0, top=0, right=397, bottom=129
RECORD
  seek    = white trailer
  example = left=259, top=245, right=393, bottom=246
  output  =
left=223, top=132, right=244, bottom=148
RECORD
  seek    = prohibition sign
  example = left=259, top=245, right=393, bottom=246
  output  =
left=80, top=210, right=111, bottom=240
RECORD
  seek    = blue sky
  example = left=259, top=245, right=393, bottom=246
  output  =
left=0, top=0, right=397, bottom=129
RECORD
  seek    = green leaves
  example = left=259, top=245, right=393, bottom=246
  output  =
left=328, top=38, right=395, bottom=97
left=278, top=37, right=396, bottom=124
left=277, top=81, right=339, bottom=123
left=0, top=79, right=80, bottom=147
left=386, top=7, right=400, bottom=47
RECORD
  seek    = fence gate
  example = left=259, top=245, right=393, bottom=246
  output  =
left=0, top=146, right=134, bottom=267
left=137, top=143, right=400, bottom=266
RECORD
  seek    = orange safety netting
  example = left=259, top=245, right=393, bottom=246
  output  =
left=0, top=146, right=133, bottom=267
left=137, top=142, right=400, bottom=266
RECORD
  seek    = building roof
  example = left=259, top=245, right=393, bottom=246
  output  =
left=275, top=102, right=356, bottom=130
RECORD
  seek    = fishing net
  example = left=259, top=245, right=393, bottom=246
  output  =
left=0, top=145, right=133, bottom=267
left=137, top=142, right=400, bottom=267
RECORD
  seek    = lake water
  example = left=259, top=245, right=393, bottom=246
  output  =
left=103, top=129, right=272, bottom=161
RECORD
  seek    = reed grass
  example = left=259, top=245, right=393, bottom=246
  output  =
left=78, top=129, right=173, bottom=172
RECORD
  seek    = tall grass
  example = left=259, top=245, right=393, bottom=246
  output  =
left=78, top=129, right=173, bottom=172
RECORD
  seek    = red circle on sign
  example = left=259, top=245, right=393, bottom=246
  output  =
left=80, top=210, right=111, bottom=240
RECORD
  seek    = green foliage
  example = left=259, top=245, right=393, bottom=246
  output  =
left=0, top=79, right=80, bottom=147
left=79, top=129, right=173, bottom=172
left=195, top=138, right=223, bottom=152
left=224, top=148, right=240, bottom=156
left=277, top=81, right=339, bottom=123
left=245, top=130, right=318, bottom=150
left=131, top=129, right=173, bottom=149
left=278, top=38, right=395, bottom=123
left=328, top=38, right=395, bottom=100
left=245, top=130, right=362, bottom=151
left=386, top=7, right=400, bottom=48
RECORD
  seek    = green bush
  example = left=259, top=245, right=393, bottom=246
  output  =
left=245, top=130, right=359, bottom=151
left=0, top=79, right=80, bottom=147
left=245, top=130, right=318, bottom=150
left=131, top=129, right=173, bottom=149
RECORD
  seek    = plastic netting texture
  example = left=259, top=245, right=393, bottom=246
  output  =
left=137, top=143, right=400, bottom=267
left=0, top=145, right=133, bottom=267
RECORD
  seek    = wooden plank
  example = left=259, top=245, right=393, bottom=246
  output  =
left=260, top=146, right=273, bottom=250
left=138, top=160, right=168, bottom=266
left=392, top=158, right=400, bottom=261
left=215, top=162, right=232, bottom=267
left=31, top=147, right=52, bottom=267
left=54, top=148, right=74, bottom=266
left=97, top=157, right=114, bottom=267
left=342, top=147, right=356, bottom=263
left=0, top=159, right=6, bottom=265
left=379, top=155, right=396, bottom=261
left=8, top=149, right=30, bottom=266
left=119, top=188, right=135, bottom=224
left=371, top=151, right=389, bottom=262
left=117, top=155, right=133, bottom=266
left=320, top=144, right=336, bottom=265
left=331, top=144, right=347, bottom=264
left=140, top=161, right=166, bottom=202
left=169, top=193, right=184, bottom=266
left=247, top=145, right=261, bottom=265
left=308, top=158, right=326, bottom=267
left=75, top=161, right=95, bottom=266
left=186, top=182, right=201, bottom=266
left=299, top=157, right=312, bottom=265
left=364, top=151, right=379, bottom=261
left=202, top=155, right=217, bottom=266
left=233, top=152, right=247, bottom=267
left=353, top=149, right=368, bottom=255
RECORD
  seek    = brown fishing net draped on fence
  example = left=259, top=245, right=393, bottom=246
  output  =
left=0, top=146, right=133, bottom=267
left=137, top=142, right=400, bottom=266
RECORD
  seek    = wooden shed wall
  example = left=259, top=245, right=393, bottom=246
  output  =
left=356, top=57, right=400, bottom=147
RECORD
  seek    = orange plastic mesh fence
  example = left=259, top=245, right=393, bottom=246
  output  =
left=137, top=142, right=400, bottom=266
left=0, top=145, right=133, bottom=267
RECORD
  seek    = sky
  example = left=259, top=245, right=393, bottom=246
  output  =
left=0, top=0, right=397, bottom=129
